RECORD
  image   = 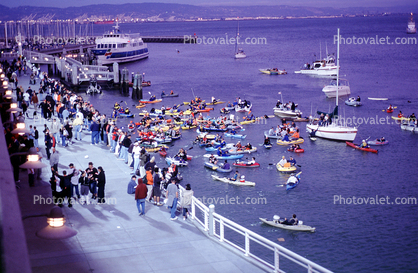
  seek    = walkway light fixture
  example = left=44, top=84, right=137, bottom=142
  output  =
left=36, top=207, right=78, bottom=240
left=11, top=122, right=31, bottom=135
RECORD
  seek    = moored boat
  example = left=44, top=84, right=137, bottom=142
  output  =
left=345, top=97, right=362, bottom=107
left=322, top=78, right=351, bottom=98
left=259, top=68, right=287, bottom=75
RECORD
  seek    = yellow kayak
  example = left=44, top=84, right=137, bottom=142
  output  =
left=181, top=125, right=197, bottom=130
left=391, top=116, right=410, bottom=121
left=135, top=104, right=146, bottom=109
left=184, top=100, right=205, bottom=105
left=240, top=120, right=256, bottom=125
left=207, top=101, right=225, bottom=106
left=276, top=163, right=297, bottom=173
left=277, top=138, right=304, bottom=146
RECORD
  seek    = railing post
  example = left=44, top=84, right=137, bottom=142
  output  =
left=244, top=231, right=250, bottom=256
left=191, top=198, right=195, bottom=220
left=274, top=247, right=280, bottom=273
left=220, top=218, right=224, bottom=242
left=208, top=204, right=215, bottom=236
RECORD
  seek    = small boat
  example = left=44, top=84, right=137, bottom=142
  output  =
left=204, top=162, right=233, bottom=173
left=234, top=23, right=247, bottom=59
left=235, top=103, right=252, bottom=112
left=140, top=99, right=162, bottom=104
left=367, top=139, right=389, bottom=146
left=205, top=146, right=229, bottom=152
left=228, top=147, right=257, bottom=154
left=400, top=122, right=417, bottom=132
left=286, top=171, right=301, bottom=190
left=294, top=53, right=337, bottom=76
left=259, top=68, right=287, bottom=75
left=345, top=98, right=362, bottom=107
left=309, top=136, right=317, bottom=141
left=118, top=113, right=135, bottom=118
left=142, top=81, right=151, bottom=87
left=240, top=119, right=256, bottom=125
left=211, top=175, right=255, bottom=186
left=203, top=154, right=244, bottom=160
left=259, top=216, right=316, bottom=232
left=159, top=149, right=167, bottom=157
left=264, top=131, right=282, bottom=139
left=264, top=144, right=272, bottom=149
left=386, top=109, right=394, bottom=113
left=273, top=107, right=302, bottom=118
left=345, top=141, right=378, bottom=154
left=276, top=163, right=297, bottom=173
left=407, top=13, right=417, bottom=34
left=161, top=93, right=179, bottom=98
left=368, top=97, right=388, bottom=101
left=277, top=138, right=304, bottom=146
left=225, top=133, right=247, bottom=139
left=233, top=161, right=260, bottom=168
left=287, top=147, right=305, bottom=153
left=166, top=156, right=188, bottom=167
left=207, top=101, right=225, bottom=106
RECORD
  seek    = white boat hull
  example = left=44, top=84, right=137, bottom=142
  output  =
left=98, top=52, right=149, bottom=65
left=294, top=67, right=337, bottom=76
left=273, top=107, right=301, bottom=118
left=211, top=175, right=255, bottom=186
left=322, top=86, right=351, bottom=98
left=306, top=123, right=357, bottom=142
left=259, top=218, right=316, bottom=232
left=235, top=53, right=246, bottom=59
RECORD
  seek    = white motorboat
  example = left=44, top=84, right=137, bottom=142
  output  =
left=235, top=103, right=252, bottom=112
left=259, top=216, right=316, bottom=232
left=294, top=54, right=338, bottom=76
left=322, top=78, right=351, bottom=98
left=273, top=107, right=302, bottom=118
left=407, top=13, right=417, bottom=34
left=92, top=20, right=149, bottom=65
left=234, top=23, right=246, bottom=59
left=211, top=175, right=255, bottom=186
left=306, top=29, right=358, bottom=142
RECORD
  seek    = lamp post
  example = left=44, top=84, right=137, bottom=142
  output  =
left=19, top=153, right=48, bottom=169
left=11, top=122, right=31, bottom=135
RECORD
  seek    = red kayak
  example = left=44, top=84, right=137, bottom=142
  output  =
left=346, top=141, right=378, bottom=154
left=287, top=148, right=305, bottom=153
left=233, top=161, right=260, bottom=168
left=386, top=109, right=394, bottom=113
left=187, top=155, right=193, bottom=161
left=159, top=150, right=167, bottom=157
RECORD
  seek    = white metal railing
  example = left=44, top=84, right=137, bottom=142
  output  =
left=23, top=50, right=55, bottom=64
left=190, top=198, right=333, bottom=273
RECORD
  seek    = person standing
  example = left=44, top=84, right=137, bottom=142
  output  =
left=53, top=170, right=74, bottom=208
left=166, top=179, right=179, bottom=220
left=132, top=142, right=141, bottom=175
left=72, top=114, right=83, bottom=141
left=79, top=171, right=90, bottom=205
left=50, top=118, right=60, bottom=144
left=86, top=162, right=98, bottom=200
left=90, top=117, right=100, bottom=145
left=44, top=129, right=52, bottom=159
left=33, top=126, right=39, bottom=148
left=49, top=148, right=59, bottom=174
left=145, top=167, right=154, bottom=202
left=69, top=163, right=81, bottom=200
left=153, top=167, right=163, bottom=206
left=97, top=166, right=106, bottom=204
left=180, top=184, right=194, bottom=220
left=135, top=178, right=148, bottom=216
left=127, top=175, right=137, bottom=194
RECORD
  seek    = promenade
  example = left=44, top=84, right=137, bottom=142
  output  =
left=14, top=74, right=264, bottom=272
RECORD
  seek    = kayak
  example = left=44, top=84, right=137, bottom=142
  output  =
left=309, top=137, right=317, bottom=141
left=181, top=125, right=197, bottom=130
left=200, top=127, right=227, bottom=132
left=368, top=97, right=388, bottom=101
left=135, top=104, right=146, bottom=109
left=276, top=163, right=297, bottom=173
left=286, top=171, right=301, bottom=190
left=228, top=147, right=257, bottom=154
left=119, top=113, right=135, bottom=118
left=240, top=120, right=256, bottom=125
left=277, top=138, right=304, bottom=146
left=391, top=116, right=410, bottom=121
left=287, top=147, right=305, bottom=153
left=183, top=100, right=205, bottom=105
left=259, top=217, right=316, bottom=232
left=161, top=93, right=179, bottom=98
left=386, top=109, right=394, bottom=113
left=225, top=133, right=247, bottom=139
left=345, top=141, right=378, bottom=153
left=159, top=150, right=167, bottom=157
left=203, top=154, right=244, bottom=160
left=259, top=68, right=287, bottom=75
left=264, top=144, right=272, bottom=149
left=205, top=146, right=229, bottom=152
left=140, top=99, right=162, bottom=104
left=264, top=131, right=282, bottom=139
left=207, top=101, right=226, bottom=106
left=211, top=175, right=255, bottom=186
left=367, top=140, right=389, bottom=146
left=204, top=162, right=233, bottom=173
left=166, top=156, right=189, bottom=167
left=233, top=161, right=260, bottom=168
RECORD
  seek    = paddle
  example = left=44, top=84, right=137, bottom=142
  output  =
left=188, top=146, right=193, bottom=150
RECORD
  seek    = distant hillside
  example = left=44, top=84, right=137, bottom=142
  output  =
left=0, top=3, right=416, bottom=21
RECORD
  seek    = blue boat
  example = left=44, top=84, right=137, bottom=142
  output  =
left=225, top=133, right=247, bottom=139
left=286, top=172, right=301, bottom=190
left=204, top=162, right=233, bottom=173
left=204, top=154, right=244, bottom=160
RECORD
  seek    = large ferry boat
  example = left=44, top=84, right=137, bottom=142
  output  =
left=407, top=13, right=417, bottom=34
left=92, top=21, right=149, bottom=65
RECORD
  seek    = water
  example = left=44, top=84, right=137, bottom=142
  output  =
left=78, top=16, right=418, bottom=272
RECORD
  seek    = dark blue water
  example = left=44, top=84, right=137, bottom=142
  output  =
left=82, top=16, right=418, bottom=272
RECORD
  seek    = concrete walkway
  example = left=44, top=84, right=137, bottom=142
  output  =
left=15, top=73, right=265, bottom=273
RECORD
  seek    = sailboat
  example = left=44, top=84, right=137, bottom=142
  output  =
left=234, top=23, right=246, bottom=59
left=306, top=29, right=358, bottom=142
left=407, top=13, right=417, bottom=34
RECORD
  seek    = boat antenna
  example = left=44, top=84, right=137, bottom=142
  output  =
left=319, top=42, right=321, bottom=61
left=191, top=88, right=196, bottom=99
left=113, top=18, right=120, bottom=33
left=278, top=91, right=283, bottom=102
left=336, top=28, right=340, bottom=108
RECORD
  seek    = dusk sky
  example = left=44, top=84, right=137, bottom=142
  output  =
left=3, top=0, right=417, bottom=8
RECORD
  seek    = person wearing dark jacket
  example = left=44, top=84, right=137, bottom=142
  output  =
left=97, top=166, right=106, bottom=203
left=79, top=171, right=90, bottom=204
left=135, top=178, right=148, bottom=215
left=120, top=134, right=131, bottom=164
left=90, top=117, right=101, bottom=145
left=54, top=169, right=74, bottom=207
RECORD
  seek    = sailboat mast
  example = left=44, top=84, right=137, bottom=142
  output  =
left=336, top=28, right=340, bottom=107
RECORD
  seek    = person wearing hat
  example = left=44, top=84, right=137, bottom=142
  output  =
left=286, top=173, right=298, bottom=185
left=278, top=156, right=287, bottom=167
left=288, top=156, right=297, bottom=166
left=360, top=140, right=369, bottom=148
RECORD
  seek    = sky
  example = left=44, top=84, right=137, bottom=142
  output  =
left=3, top=0, right=417, bottom=8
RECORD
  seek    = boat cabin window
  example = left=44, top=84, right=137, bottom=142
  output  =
left=314, top=63, right=321, bottom=68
